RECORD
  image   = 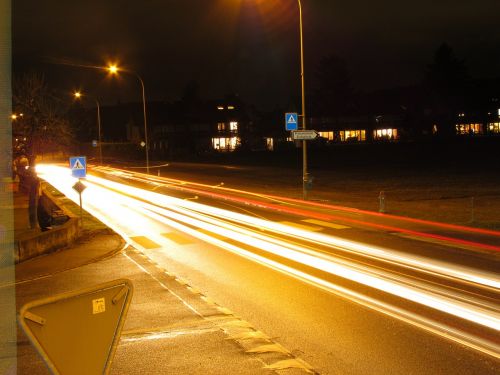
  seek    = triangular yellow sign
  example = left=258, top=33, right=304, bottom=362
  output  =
left=19, top=279, right=133, bottom=375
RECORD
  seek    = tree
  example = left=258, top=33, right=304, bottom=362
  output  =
left=12, top=72, right=74, bottom=166
left=424, top=44, right=470, bottom=113
left=425, top=43, right=470, bottom=96
left=12, top=72, right=74, bottom=229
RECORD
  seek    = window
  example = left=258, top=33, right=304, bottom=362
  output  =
left=229, top=121, right=238, bottom=131
left=373, top=128, right=398, bottom=140
left=217, top=122, right=225, bottom=131
left=318, top=131, right=334, bottom=141
left=455, top=123, right=483, bottom=135
left=228, top=105, right=235, bottom=110
left=339, top=130, right=366, bottom=142
left=488, top=122, right=500, bottom=134
left=266, top=137, right=274, bottom=151
left=212, top=137, right=241, bottom=152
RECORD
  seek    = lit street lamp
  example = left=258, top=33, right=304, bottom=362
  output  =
left=107, top=64, right=150, bottom=174
left=73, top=91, right=103, bottom=165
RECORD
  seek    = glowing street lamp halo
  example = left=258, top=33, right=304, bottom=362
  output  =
left=107, top=63, right=119, bottom=75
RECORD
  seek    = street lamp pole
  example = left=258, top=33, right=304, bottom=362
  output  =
left=108, top=65, right=149, bottom=174
left=136, top=73, right=149, bottom=175
left=74, top=91, right=103, bottom=165
left=297, top=0, right=308, bottom=200
left=95, top=99, right=103, bottom=165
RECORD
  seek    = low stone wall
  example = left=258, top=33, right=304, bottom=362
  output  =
left=15, top=188, right=80, bottom=263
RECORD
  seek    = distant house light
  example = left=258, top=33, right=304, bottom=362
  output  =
left=229, top=121, right=238, bottom=131
left=217, top=106, right=224, bottom=110
left=227, top=105, right=235, bottom=110
left=212, top=136, right=241, bottom=152
left=318, top=131, right=334, bottom=141
left=498, top=108, right=500, bottom=116
left=455, top=123, right=483, bottom=135
left=373, top=128, right=397, bottom=140
left=266, top=137, right=274, bottom=151
left=488, top=122, right=500, bottom=133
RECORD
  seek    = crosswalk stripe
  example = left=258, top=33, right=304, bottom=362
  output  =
left=279, top=221, right=322, bottom=232
left=302, top=219, right=350, bottom=230
left=161, top=232, right=195, bottom=245
left=130, top=236, right=161, bottom=249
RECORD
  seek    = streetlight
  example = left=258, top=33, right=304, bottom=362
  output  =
left=248, top=1, right=309, bottom=198
left=107, top=64, right=150, bottom=174
left=11, top=113, right=23, bottom=120
left=73, top=91, right=103, bottom=165
left=297, top=0, right=309, bottom=200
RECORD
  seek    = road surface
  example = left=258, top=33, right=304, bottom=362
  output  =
left=36, top=164, right=500, bottom=374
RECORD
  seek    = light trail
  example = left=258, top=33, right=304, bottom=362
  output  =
left=97, top=165, right=500, bottom=238
left=85, top=168, right=500, bottom=291
left=94, top=166, right=500, bottom=253
left=36, top=164, right=500, bottom=358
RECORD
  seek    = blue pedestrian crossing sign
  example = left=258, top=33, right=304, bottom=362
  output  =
left=285, top=113, right=298, bottom=131
left=69, top=156, right=87, bottom=178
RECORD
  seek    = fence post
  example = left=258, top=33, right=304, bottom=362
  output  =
left=470, top=196, right=475, bottom=223
left=379, top=191, right=386, bottom=213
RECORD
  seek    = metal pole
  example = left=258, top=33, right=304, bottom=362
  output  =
left=298, top=0, right=308, bottom=200
left=135, top=73, right=149, bottom=174
left=95, top=99, right=103, bottom=165
left=78, top=178, right=83, bottom=229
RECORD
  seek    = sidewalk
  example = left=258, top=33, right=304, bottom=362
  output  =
left=12, top=191, right=315, bottom=374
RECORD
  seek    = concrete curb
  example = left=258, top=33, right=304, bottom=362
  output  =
left=15, top=188, right=80, bottom=264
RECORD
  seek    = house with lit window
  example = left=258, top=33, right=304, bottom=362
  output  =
left=149, top=95, right=253, bottom=157
left=306, top=114, right=405, bottom=144
left=211, top=103, right=242, bottom=152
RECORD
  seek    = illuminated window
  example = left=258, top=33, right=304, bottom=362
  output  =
left=228, top=105, right=235, bottom=110
left=212, top=137, right=241, bottom=152
left=318, top=131, right=334, bottom=140
left=217, top=122, right=225, bottom=131
left=217, top=106, right=224, bottom=110
left=266, top=137, right=274, bottom=151
left=488, top=122, right=500, bottom=133
left=339, top=130, right=366, bottom=142
left=229, top=121, right=238, bottom=131
left=373, top=128, right=398, bottom=140
left=455, top=123, right=484, bottom=135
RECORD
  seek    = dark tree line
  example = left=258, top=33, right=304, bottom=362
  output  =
left=311, top=43, right=475, bottom=121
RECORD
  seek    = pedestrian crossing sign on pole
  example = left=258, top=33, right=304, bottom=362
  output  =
left=285, top=113, right=298, bottom=131
left=70, top=156, right=87, bottom=178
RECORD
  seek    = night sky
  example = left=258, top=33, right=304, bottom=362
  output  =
left=13, top=0, right=500, bottom=109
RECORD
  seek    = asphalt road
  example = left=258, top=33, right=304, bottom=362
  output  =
left=36, top=163, right=500, bottom=374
